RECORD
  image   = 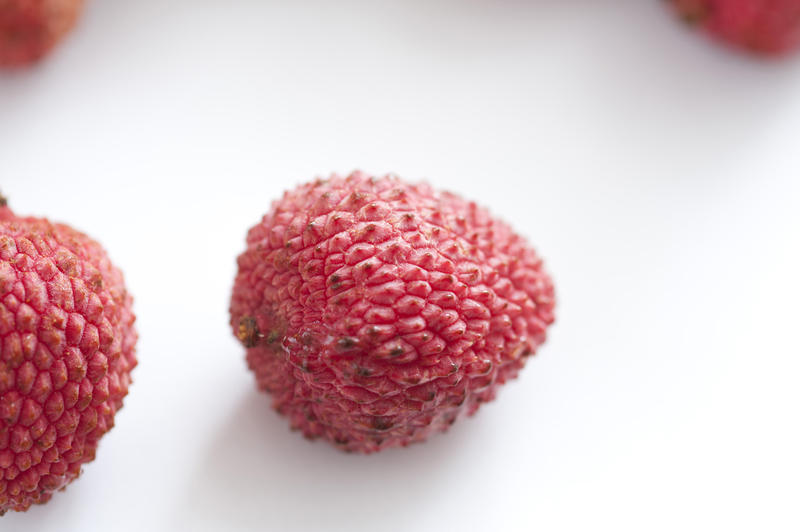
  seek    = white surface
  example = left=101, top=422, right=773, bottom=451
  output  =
left=2, top=1, right=800, bottom=531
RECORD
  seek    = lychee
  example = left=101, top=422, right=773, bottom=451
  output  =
left=0, top=0, right=84, bottom=67
left=230, top=172, right=555, bottom=453
left=670, top=0, right=800, bottom=56
left=0, top=193, right=137, bottom=514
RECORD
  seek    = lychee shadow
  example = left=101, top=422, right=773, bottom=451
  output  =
left=174, top=386, right=486, bottom=532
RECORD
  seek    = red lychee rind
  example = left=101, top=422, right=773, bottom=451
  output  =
left=671, top=0, right=800, bottom=55
left=0, top=204, right=137, bottom=513
left=0, top=0, right=84, bottom=67
left=230, top=172, right=555, bottom=453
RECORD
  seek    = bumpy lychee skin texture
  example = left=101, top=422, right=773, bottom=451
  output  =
left=670, top=0, right=800, bottom=55
left=0, top=0, right=84, bottom=67
left=230, top=172, right=555, bottom=453
left=0, top=197, right=137, bottom=514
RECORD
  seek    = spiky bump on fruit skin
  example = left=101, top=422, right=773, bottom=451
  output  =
left=0, top=0, right=84, bottom=67
left=0, top=198, right=137, bottom=514
left=230, top=172, right=555, bottom=453
left=670, top=0, right=800, bottom=56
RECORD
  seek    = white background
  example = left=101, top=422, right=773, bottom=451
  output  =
left=2, top=1, right=799, bottom=530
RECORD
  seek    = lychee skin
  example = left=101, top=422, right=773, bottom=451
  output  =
left=0, top=202, right=137, bottom=513
left=670, top=0, right=800, bottom=56
left=0, top=0, right=84, bottom=67
left=230, top=172, right=555, bottom=453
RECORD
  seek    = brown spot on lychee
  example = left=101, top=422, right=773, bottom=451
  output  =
left=89, top=275, right=103, bottom=290
left=675, top=0, right=712, bottom=25
left=372, top=417, right=394, bottom=431
left=237, top=316, right=262, bottom=348
left=338, top=337, right=357, bottom=350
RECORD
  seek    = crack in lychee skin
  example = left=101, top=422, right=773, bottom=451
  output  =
left=230, top=172, right=556, bottom=454
left=0, top=205, right=137, bottom=513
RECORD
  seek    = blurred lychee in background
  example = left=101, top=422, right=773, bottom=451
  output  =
left=0, top=0, right=84, bottom=67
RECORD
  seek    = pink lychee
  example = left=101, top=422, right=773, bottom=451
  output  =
left=0, top=0, right=85, bottom=67
left=0, top=193, right=137, bottom=514
left=230, top=172, right=555, bottom=453
left=670, top=0, right=800, bottom=56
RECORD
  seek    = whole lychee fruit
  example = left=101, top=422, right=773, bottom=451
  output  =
left=230, top=172, right=555, bottom=453
left=0, top=194, right=137, bottom=514
left=669, top=0, right=800, bottom=56
left=0, top=0, right=84, bottom=67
